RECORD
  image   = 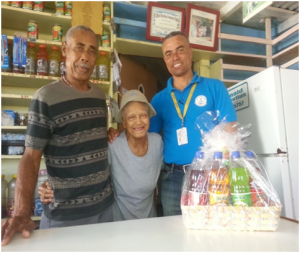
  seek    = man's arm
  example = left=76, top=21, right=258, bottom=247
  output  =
left=1, top=147, right=43, bottom=246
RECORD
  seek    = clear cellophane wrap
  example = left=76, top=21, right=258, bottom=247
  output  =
left=181, top=111, right=282, bottom=231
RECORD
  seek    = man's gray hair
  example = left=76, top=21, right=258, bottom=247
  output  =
left=64, top=25, right=97, bottom=44
left=162, top=31, right=189, bottom=44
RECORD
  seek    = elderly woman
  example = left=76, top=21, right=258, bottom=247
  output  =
left=38, top=90, right=164, bottom=221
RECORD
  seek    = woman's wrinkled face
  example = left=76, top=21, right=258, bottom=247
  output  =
left=122, top=102, right=149, bottom=139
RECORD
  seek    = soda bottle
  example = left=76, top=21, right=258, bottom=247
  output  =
left=188, top=151, right=209, bottom=205
left=244, top=151, right=267, bottom=207
left=7, top=175, right=17, bottom=217
left=208, top=151, right=230, bottom=206
left=1, top=175, right=8, bottom=218
left=48, top=46, right=61, bottom=77
left=36, top=44, right=48, bottom=76
left=34, top=170, right=48, bottom=216
left=60, top=55, right=66, bottom=77
left=229, top=151, right=252, bottom=207
left=97, top=51, right=109, bottom=81
left=25, top=43, right=37, bottom=75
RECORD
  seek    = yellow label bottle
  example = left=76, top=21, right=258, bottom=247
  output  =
left=97, top=51, right=109, bottom=81
left=25, top=43, right=37, bottom=75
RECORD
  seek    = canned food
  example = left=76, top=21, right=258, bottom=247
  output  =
left=33, top=1, right=43, bottom=12
left=11, top=1, right=22, bottom=8
left=101, top=29, right=110, bottom=47
left=103, top=3, right=111, bottom=23
left=55, top=1, right=64, bottom=15
left=1, top=2, right=11, bottom=6
left=52, top=24, right=63, bottom=42
left=23, top=1, right=33, bottom=10
left=65, top=1, right=72, bottom=16
left=28, top=20, right=38, bottom=41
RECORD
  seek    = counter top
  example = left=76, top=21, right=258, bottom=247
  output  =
left=2, top=216, right=298, bottom=252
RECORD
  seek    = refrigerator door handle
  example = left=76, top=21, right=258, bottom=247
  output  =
left=277, top=148, right=287, bottom=154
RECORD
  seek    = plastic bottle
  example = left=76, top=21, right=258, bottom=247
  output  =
left=48, top=46, right=61, bottom=77
left=36, top=44, right=48, bottom=76
left=7, top=175, right=17, bottom=217
left=1, top=175, right=8, bottom=218
left=244, top=151, right=267, bottom=207
left=34, top=169, right=48, bottom=216
left=25, top=43, right=37, bottom=75
left=188, top=151, right=209, bottom=205
left=97, top=51, right=109, bottom=81
left=208, top=151, right=230, bottom=206
left=59, top=55, right=66, bottom=77
left=229, top=151, right=252, bottom=207
left=90, top=66, right=97, bottom=80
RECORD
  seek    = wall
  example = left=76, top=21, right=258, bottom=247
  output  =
left=118, top=55, right=158, bottom=130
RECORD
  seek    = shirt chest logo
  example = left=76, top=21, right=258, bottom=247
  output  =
left=195, top=95, right=207, bottom=107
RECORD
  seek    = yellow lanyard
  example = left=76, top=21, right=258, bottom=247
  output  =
left=171, top=83, right=197, bottom=127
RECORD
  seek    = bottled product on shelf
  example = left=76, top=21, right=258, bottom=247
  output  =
left=103, top=3, right=111, bottom=23
left=33, top=1, right=43, bottom=12
left=34, top=170, right=48, bottom=216
left=2, top=40, right=13, bottom=73
left=36, top=44, right=48, bottom=76
left=229, top=151, right=252, bottom=207
left=60, top=55, right=66, bottom=77
left=244, top=151, right=267, bottom=207
left=101, top=28, right=110, bottom=47
left=65, top=1, right=72, bottom=16
left=49, top=46, right=61, bottom=77
left=208, top=151, right=230, bottom=206
left=23, top=1, right=33, bottom=10
left=55, top=1, right=64, bottom=15
left=188, top=151, right=209, bottom=205
left=25, top=43, right=37, bottom=75
left=97, top=51, right=109, bottom=81
left=1, top=175, right=8, bottom=218
left=90, top=66, right=97, bottom=80
left=7, top=175, right=17, bottom=217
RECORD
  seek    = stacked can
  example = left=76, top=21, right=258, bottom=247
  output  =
left=65, top=1, right=72, bottom=16
left=52, top=24, right=63, bottom=42
left=27, top=20, right=38, bottom=41
left=23, top=1, right=33, bottom=10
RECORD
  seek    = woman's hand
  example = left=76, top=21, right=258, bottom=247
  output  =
left=38, top=180, right=54, bottom=205
left=107, top=127, right=120, bottom=143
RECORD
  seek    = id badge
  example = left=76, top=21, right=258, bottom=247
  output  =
left=176, top=127, right=188, bottom=146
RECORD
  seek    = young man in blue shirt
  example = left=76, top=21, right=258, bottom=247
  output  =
left=109, top=31, right=237, bottom=216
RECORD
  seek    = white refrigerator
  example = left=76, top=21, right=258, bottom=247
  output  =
left=228, top=66, right=299, bottom=220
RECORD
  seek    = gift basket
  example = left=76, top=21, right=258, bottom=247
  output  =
left=181, top=111, right=282, bottom=231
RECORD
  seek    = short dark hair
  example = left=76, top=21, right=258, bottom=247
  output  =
left=162, top=31, right=189, bottom=44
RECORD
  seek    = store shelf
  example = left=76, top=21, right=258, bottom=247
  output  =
left=272, top=42, right=299, bottom=66
left=1, top=73, right=111, bottom=92
left=1, top=215, right=41, bottom=221
left=115, top=37, right=224, bottom=61
left=1, top=155, right=23, bottom=159
left=1, top=5, right=71, bottom=39
left=1, top=126, right=27, bottom=130
left=1, top=72, right=59, bottom=89
left=1, top=94, right=32, bottom=107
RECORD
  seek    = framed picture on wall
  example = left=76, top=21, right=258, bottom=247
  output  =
left=185, top=4, right=220, bottom=51
left=146, top=2, right=185, bottom=42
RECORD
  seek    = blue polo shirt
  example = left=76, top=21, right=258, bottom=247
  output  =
left=149, top=72, right=237, bottom=165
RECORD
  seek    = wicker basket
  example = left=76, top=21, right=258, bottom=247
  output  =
left=181, top=205, right=282, bottom=231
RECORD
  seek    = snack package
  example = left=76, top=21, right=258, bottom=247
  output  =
left=181, top=111, right=282, bottom=231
